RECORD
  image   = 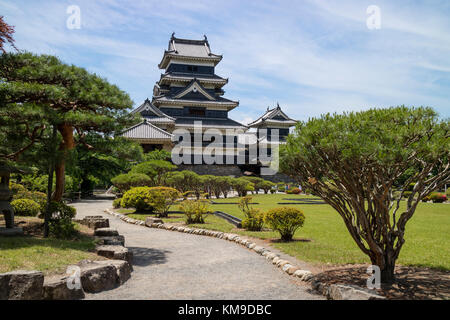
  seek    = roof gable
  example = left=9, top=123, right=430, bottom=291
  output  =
left=248, top=103, right=297, bottom=127
left=173, top=79, right=216, bottom=101
left=122, top=120, right=173, bottom=140
left=132, top=99, right=175, bottom=121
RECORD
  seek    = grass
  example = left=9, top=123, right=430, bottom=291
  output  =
left=0, top=217, right=100, bottom=275
left=117, top=193, right=450, bottom=270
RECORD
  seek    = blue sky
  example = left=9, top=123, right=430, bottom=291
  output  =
left=1, top=0, right=449, bottom=123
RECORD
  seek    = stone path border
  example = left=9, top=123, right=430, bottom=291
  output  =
left=104, top=208, right=314, bottom=283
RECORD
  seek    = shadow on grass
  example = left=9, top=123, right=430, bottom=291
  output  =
left=269, top=238, right=312, bottom=243
left=314, top=265, right=450, bottom=300
left=128, top=247, right=171, bottom=267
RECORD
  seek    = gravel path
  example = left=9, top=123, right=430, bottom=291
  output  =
left=72, top=200, right=323, bottom=300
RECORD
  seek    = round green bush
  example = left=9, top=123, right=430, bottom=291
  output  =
left=47, top=201, right=77, bottom=239
left=11, top=199, right=41, bottom=217
left=9, top=182, right=26, bottom=195
left=113, top=198, right=122, bottom=209
left=121, top=187, right=153, bottom=212
left=241, top=208, right=264, bottom=231
left=13, top=190, right=47, bottom=211
left=264, top=207, right=306, bottom=241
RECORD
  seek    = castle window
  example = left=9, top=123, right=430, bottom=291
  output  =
left=189, top=107, right=205, bottom=116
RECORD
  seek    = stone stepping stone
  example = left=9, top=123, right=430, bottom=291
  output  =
left=43, top=274, right=84, bottom=300
left=94, top=228, right=119, bottom=237
left=96, top=245, right=133, bottom=264
left=95, top=235, right=125, bottom=246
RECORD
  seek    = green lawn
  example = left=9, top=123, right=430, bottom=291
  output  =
left=119, top=193, right=450, bottom=270
left=0, top=233, right=99, bottom=275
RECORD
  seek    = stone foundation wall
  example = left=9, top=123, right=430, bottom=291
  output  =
left=177, top=164, right=243, bottom=177
left=177, top=164, right=294, bottom=183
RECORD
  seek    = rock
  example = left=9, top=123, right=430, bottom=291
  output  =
left=253, top=246, right=265, bottom=254
left=77, top=260, right=118, bottom=293
left=266, top=253, right=277, bottom=260
left=96, top=245, right=133, bottom=264
left=43, top=275, right=84, bottom=300
left=95, top=235, right=125, bottom=246
left=272, top=257, right=281, bottom=265
left=87, top=219, right=109, bottom=230
left=277, top=260, right=290, bottom=268
left=95, top=260, right=132, bottom=285
left=282, top=264, right=293, bottom=272
left=0, top=270, right=44, bottom=300
left=248, top=243, right=256, bottom=250
left=286, top=266, right=299, bottom=275
left=94, top=228, right=119, bottom=237
left=327, top=284, right=386, bottom=300
left=145, top=217, right=163, bottom=227
left=294, top=270, right=311, bottom=278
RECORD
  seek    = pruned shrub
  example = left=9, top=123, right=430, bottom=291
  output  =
left=130, top=160, right=176, bottom=186
left=13, top=190, right=47, bottom=212
left=179, top=200, right=210, bottom=224
left=47, top=201, right=77, bottom=239
left=111, top=173, right=151, bottom=193
left=238, top=196, right=264, bottom=231
left=146, top=187, right=181, bottom=217
left=232, top=178, right=254, bottom=197
left=286, top=187, right=301, bottom=194
left=264, top=207, right=305, bottom=241
left=121, top=187, right=153, bottom=212
left=430, top=192, right=447, bottom=203
left=11, top=199, right=40, bottom=217
left=113, top=198, right=122, bottom=208
left=120, top=186, right=180, bottom=217
left=9, top=182, right=26, bottom=195
left=241, top=208, right=264, bottom=231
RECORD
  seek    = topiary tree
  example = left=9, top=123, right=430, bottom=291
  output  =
left=130, top=160, right=176, bottom=186
left=210, top=176, right=232, bottom=199
left=111, top=173, right=151, bottom=193
left=264, top=207, right=305, bottom=241
left=281, top=106, right=449, bottom=282
left=261, top=180, right=276, bottom=194
left=143, top=149, right=171, bottom=161
left=165, top=170, right=201, bottom=197
left=232, top=178, right=254, bottom=197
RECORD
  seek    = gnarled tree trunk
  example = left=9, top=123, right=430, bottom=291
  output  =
left=52, top=123, right=75, bottom=201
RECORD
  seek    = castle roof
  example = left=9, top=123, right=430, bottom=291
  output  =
left=153, top=79, right=238, bottom=110
left=158, top=34, right=223, bottom=69
left=131, top=98, right=175, bottom=123
left=247, top=103, right=297, bottom=127
left=122, top=119, right=173, bottom=141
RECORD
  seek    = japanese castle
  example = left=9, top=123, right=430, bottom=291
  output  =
left=122, top=34, right=297, bottom=178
